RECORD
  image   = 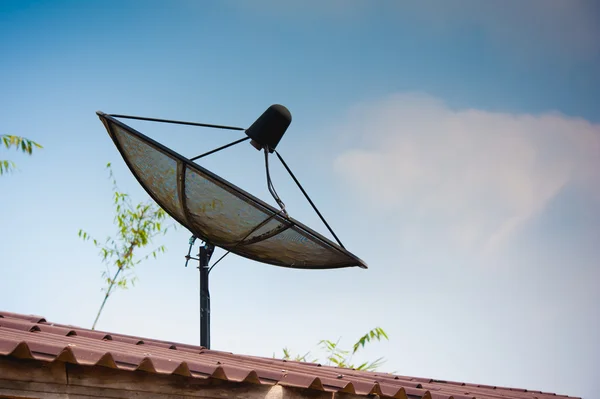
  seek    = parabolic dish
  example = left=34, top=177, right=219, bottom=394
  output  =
left=97, top=112, right=367, bottom=269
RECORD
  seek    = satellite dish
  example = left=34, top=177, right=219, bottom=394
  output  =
left=96, top=105, right=367, bottom=347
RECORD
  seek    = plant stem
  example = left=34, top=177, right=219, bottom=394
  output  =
left=91, top=265, right=122, bottom=330
left=91, top=241, right=135, bottom=330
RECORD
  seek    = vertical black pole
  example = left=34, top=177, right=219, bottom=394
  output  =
left=199, top=242, right=214, bottom=349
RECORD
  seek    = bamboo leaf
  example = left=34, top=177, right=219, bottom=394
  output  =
left=79, top=162, right=176, bottom=330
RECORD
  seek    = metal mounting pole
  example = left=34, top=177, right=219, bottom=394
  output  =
left=199, top=242, right=214, bottom=349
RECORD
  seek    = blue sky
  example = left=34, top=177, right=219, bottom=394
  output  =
left=1, top=1, right=599, bottom=398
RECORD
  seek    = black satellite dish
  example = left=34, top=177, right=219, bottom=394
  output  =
left=97, top=105, right=367, bottom=348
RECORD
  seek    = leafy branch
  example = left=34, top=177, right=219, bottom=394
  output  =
left=280, top=327, right=389, bottom=371
left=1, top=135, right=43, bottom=175
left=79, top=163, right=176, bottom=329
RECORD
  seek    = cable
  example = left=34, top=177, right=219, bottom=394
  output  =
left=264, top=148, right=288, bottom=217
left=208, top=250, right=231, bottom=274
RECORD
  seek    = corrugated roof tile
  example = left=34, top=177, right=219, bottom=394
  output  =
left=71, top=329, right=113, bottom=340
left=0, top=317, right=40, bottom=332
left=36, top=324, right=78, bottom=336
left=0, top=311, right=46, bottom=323
left=3, top=340, right=34, bottom=359
left=219, top=365, right=261, bottom=383
left=279, top=374, right=325, bottom=391
left=95, top=352, right=118, bottom=368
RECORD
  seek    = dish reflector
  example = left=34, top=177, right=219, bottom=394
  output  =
left=97, top=112, right=367, bottom=269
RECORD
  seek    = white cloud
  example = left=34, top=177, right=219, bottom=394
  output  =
left=333, top=93, right=600, bottom=253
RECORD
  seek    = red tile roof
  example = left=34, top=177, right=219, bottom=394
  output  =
left=0, top=311, right=579, bottom=399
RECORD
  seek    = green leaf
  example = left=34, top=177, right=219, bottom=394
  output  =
left=1, top=135, right=42, bottom=174
left=352, top=327, right=389, bottom=354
